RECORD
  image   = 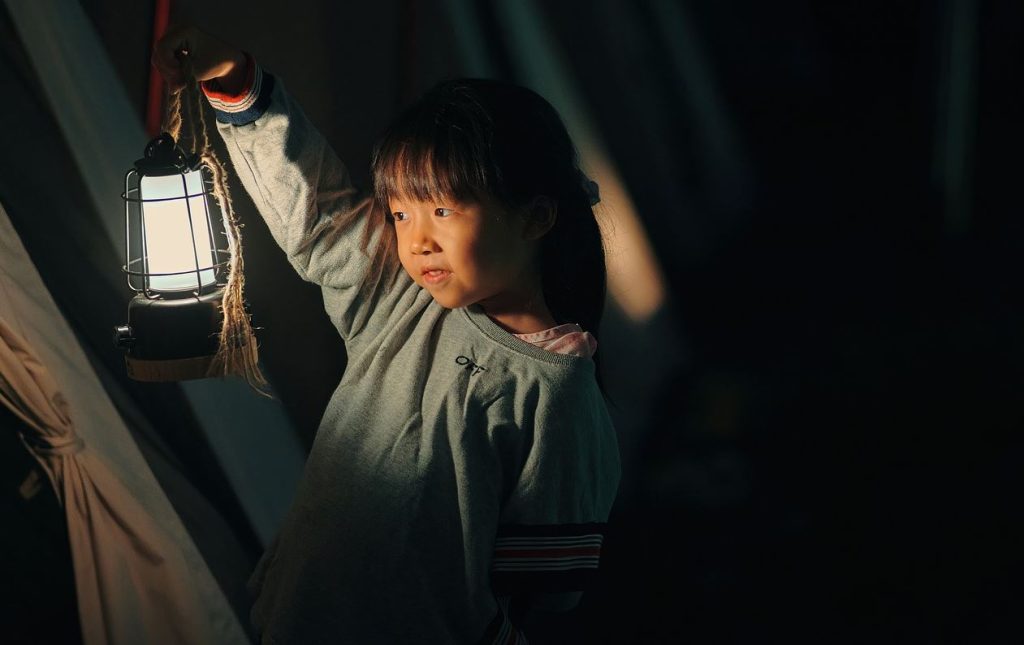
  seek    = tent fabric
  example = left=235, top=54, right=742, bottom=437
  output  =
left=3, top=0, right=306, bottom=547
left=0, top=202, right=250, bottom=645
left=0, top=5, right=267, bottom=577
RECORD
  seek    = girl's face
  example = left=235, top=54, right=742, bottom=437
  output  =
left=389, top=194, right=537, bottom=311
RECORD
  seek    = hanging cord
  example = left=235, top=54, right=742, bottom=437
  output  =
left=164, top=52, right=270, bottom=396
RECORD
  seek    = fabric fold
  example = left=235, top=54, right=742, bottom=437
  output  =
left=0, top=318, right=248, bottom=645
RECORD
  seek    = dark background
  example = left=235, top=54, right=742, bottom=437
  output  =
left=2, top=0, right=1022, bottom=642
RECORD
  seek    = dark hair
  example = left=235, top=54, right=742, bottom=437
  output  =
left=367, top=78, right=607, bottom=372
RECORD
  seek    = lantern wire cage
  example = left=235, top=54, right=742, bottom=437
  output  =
left=122, top=161, right=232, bottom=300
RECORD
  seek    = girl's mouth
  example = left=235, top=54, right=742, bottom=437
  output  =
left=422, top=269, right=451, bottom=285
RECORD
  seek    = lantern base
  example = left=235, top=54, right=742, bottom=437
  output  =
left=116, top=289, right=254, bottom=383
left=125, top=354, right=215, bottom=382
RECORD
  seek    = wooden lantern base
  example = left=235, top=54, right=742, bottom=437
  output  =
left=117, top=289, right=258, bottom=383
left=125, top=354, right=215, bottom=382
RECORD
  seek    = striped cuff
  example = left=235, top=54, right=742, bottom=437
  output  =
left=201, top=53, right=274, bottom=125
left=490, top=522, right=606, bottom=593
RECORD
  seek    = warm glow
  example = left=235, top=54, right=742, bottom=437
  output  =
left=583, top=152, right=666, bottom=323
left=140, top=170, right=217, bottom=292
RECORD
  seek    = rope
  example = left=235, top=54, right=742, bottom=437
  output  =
left=164, top=54, right=270, bottom=396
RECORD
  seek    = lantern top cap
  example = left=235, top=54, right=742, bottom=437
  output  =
left=134, top=133, right=201, bottom=176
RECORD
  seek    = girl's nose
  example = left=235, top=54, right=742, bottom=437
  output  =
left=409, top=221, right=439, bottom=255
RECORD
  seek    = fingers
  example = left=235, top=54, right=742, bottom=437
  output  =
left=152, top=34, right=182, bottom=90
left=151, top=52, right=184, bottom=92
left=152, top=24, right=195, bottom=92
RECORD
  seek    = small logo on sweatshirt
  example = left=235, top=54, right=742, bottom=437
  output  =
left=456, top=355, right=487, bottom=376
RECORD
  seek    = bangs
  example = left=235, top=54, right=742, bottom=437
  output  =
left=372, top=89, right=496, bottom=211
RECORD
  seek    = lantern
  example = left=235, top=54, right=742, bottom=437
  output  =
left=114, top=133, right=233, bottom=381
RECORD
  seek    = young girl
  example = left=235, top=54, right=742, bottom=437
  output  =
left=155, top=25, right=620, bottom=644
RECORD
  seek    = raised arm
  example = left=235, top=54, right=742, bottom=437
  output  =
left=154, top=26, right=415, bottom=342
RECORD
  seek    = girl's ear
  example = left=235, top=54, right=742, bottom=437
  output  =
left=522, top=196, right=557, bottom=241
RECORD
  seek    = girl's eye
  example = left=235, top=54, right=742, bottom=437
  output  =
left=392, top=211, right=408, bottom=222
left=435, top=208, right=453, bottom=218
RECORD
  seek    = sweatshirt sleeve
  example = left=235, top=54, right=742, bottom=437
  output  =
left=490, top=380, right=621, bottom=596
left=202, top=57, right=414, bottom=343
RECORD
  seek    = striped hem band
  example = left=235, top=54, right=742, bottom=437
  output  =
left=477, top=596, right=529, bottom=645
left=491, top=523, right=607, bottom=593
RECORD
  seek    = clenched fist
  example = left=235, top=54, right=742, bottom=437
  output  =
left=151, top=24, right=247, bottom=94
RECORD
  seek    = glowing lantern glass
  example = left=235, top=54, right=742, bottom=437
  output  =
left=115, top=133, right=232, bottom=381
left=137, top=170, right=217, bottom=292
left=123, top=133, right=223, bottom=296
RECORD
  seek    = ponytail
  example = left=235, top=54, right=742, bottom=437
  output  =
left=540, top=171, right=607, bottom=389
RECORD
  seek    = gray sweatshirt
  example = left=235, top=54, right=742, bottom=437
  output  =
left=208, top=63, right=621, bottom=645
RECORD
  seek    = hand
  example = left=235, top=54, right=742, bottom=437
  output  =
left=152, top=24, right=247, bottom=94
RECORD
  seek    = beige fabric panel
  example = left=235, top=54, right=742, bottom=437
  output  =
left=0, top=203, right=249, bottom=645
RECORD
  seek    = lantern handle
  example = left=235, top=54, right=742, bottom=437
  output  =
left=135, top=133, right=200, bottom=175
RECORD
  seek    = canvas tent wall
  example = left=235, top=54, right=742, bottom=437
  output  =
left=0, top=202, right=252, bottom=644
left=0, top=2, right=305, bottom=642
